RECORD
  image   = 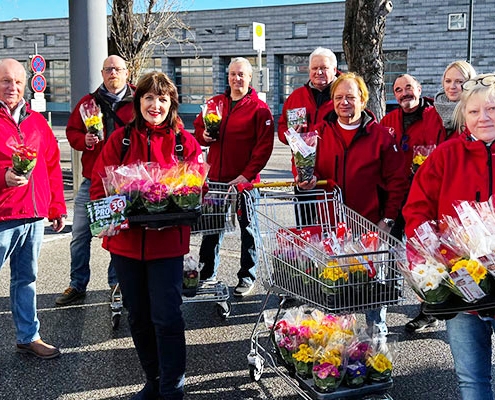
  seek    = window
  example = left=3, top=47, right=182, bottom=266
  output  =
left=174, top=58, right=213, bottom=112
left=183, top=28, right=196, bottom=42
left=44, top=34, right=55, bottom=47
left=4, top=36, right=14, bottom=49
left=43, top=60, right=70, bottom=107
left=292, top=23, right=307, bottom=38
left=448, top=13, right=466, bottom=31
left=236, top=25, right=250, bottom=41
left=383, top=50, right=407, bottom=102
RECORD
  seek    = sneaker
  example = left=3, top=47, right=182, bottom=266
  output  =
left=55, top=287, right=86, bottom=306
left=233, top=281, right=254, bottom=297
left=405, top=313, right=439, bottom=333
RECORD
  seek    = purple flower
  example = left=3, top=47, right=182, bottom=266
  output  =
left=347, top=361, right=367, bottom=378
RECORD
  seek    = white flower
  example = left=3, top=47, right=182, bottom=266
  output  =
left=411, top=261, right=449, bottom=292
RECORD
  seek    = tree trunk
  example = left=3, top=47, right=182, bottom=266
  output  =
left=343, top=0, right=393, bottom=121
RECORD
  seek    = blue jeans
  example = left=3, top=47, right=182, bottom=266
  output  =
left=199, top=191, right=257, bottom=285
left=365, top=307, right=388, bottom=335
left=70, top=179, right=117, bottom=291
left=111, top=253, right=185, bottom=399
left=0, top=218, right=44, bottom=344
left=446, top=312, right=495, bottom=400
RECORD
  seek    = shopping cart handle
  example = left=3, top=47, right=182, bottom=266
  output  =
left=236, top=179, right=335, bottom=191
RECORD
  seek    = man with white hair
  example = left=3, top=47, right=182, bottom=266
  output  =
left=0, top=58, right=66, bottom=359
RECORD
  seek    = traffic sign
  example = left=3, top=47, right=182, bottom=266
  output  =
left=31, top=92, right=46, bottom=112
left=253, top=22, right=265, bottom=51
left=31, top=74, right=47, bottom=93
left=31, top=54, right=46, bottom=74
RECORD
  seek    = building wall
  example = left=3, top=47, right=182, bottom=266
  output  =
left=0, top=0, right=492, bottom=116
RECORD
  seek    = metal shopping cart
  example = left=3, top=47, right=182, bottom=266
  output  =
left=241, top=183, right=406, bottom=399
left=110, top=181, right=238, bottom=328
left=186, top=181, right=238, bottom=319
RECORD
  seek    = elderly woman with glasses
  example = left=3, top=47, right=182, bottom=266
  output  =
left=403, top=73, right=495, bottom=400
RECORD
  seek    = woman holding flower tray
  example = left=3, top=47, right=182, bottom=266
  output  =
left=90, top=71, right=204, bottom=400
left=403, top=73, right=495, bottom=400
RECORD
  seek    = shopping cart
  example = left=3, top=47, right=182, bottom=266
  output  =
left=109, top=181, right=238, bottom=328
left=186, top=181, right=238, bottom=319
left=242, top=182, right=405, bottom=399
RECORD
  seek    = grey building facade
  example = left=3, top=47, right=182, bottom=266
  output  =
left=0, top=0, right=492, bottom=118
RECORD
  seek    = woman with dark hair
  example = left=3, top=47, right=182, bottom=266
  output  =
left=90, top=71, right=204, bottom=400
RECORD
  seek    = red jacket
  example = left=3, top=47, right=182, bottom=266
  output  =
left=403, top=133, right=493, bottom=238
left=277, top=82, right=335, bottom=144
left=313, top=110, right=408, bottom=224
left=380, top=97, right=446, bottom=180
left=90, top=123, right=204, bottom=261
left=0, top=103, right=66, bottom=221
left=66, top=85, right=135, bottom=179
left=194, top=87, right=274, bottom=183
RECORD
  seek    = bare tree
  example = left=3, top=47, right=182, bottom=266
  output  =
left=343, top=0, right=393, bottom=121
left=108, top=0, right=197, bottom=83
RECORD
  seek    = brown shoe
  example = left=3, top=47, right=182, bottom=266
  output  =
left=16, top=339, right=61, bottom=360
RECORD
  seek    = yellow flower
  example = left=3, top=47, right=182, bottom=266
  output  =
left=451, top=259, right=487, bottom=284
left=292, top=344, right=315, bottom=363
left=319, top=263, right=348, bottom=282
left=85, top=115, right=102, bottom=128
left=205, top=113, right=221, bottom=124
left=349, top=263, right=368, bottom=274
left=412, top=154, right=427, bottom=166
left=366, top=353, right=392, bottom=373
left=318, top=347, right=342, bottom=367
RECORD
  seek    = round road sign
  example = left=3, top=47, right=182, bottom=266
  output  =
left=31, top=54, right=46, bottom=74
left=31, top=74, right=47, bottom=93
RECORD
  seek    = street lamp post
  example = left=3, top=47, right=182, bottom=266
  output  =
left=467, top=0, right=474, bottom=63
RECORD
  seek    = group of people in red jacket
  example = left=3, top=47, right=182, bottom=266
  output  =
left=2, top=49, right=495, bottom=400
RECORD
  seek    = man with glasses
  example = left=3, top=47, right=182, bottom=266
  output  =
left=277, top=47, right=340, bottom=226
left=56, top=55, right=135, bottom=306
left=380, top=73, right=446, bottom=332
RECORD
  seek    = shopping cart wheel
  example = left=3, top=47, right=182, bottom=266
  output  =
left=216, top=301, right=231, bottom=319
left=111, top=313, right=121, bottom=330
left=247, top=351, right=264, bottom=382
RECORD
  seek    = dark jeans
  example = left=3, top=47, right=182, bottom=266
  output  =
left=111, top=253, right=185, bottom=400
left=199, top=191, right=257, bottom=285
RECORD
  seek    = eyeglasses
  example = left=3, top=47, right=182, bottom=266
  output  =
left=103, top=67, right=126, bottom=73
left=462, top=75, right=495, bottom=91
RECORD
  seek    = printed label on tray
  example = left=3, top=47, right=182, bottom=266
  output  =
left=86, top=195, right=129, bottom=236
left=450, top=267, right=486, bottom=302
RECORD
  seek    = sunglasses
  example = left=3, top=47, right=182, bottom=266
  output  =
left=400, top=134, right=409, bottom=152
left=462, top=75, right=495, bottom=91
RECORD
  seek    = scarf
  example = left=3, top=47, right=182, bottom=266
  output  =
left=434, top=91, right=457, bottom=134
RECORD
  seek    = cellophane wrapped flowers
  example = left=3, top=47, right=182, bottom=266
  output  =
left=264, top=306, right=396, bottom=391
left=11, top=143, right=37, bottom=177
left=100, top=160, right=209, bottom=215
left=79, top=98, right=104, bottom=140
left=201, top=99, right=223, bottom=140
left=399, top=197, right=495, bottom=305
left=411, top=144, right=436, bottom=175
left=284, top=128, right=318, bottom=183
left=182, top=254, right=203, bottom=297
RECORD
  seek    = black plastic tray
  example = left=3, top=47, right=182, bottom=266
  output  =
left=423, top=293, right=495, bottom=318
left=127, top=209, right=201, bottom=229
left=296, top=375, right=393, bottom=400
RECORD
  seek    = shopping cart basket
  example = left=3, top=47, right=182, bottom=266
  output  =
left=184, top=181, right=238, bottom=319
left=109, top=181, right=237, bottom=328
left=241, top=182, right=405, bottom=399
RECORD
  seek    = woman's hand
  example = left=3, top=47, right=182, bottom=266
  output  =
left=203, top=130, right=216, bottom=143
left=5, top=168, right=28, bottom=187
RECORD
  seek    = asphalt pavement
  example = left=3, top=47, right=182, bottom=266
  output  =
left=0, top=126, right=492, bottom=400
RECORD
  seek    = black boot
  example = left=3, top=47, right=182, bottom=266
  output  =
left=130, top=378, right=160, bottom=400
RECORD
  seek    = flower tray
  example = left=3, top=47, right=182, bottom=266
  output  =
left=295, top=375, right=393, bottom=400
left=127, top=208, right=201, bottom=229
left=423, top=293, right=495, bottom=318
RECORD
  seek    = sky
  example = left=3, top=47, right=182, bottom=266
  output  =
left=1, top=0, right=336, bottom=22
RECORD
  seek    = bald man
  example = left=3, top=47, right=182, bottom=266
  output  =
left=0, top=58, right=67, bottom=359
